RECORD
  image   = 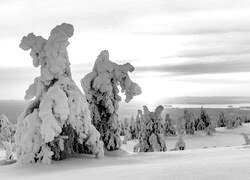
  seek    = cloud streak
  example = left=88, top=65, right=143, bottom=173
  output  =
left=136, top=59, right=250, bottom=76
left=166, top=48, right=250, bottom=58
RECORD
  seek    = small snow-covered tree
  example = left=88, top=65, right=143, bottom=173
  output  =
left=196, top=118, right=205, bottom=131
left=176, top=117, right=185, bottom=135
left=129, top=116, right=137, bottom=139
left=200, top=107, right=215, bottom=135
left=135, top=110, right=142, bottom=139
left=205, top=121, right=215, bottom=136
left=15, top=23, right=104, bottom=164
left=81, top=50, right=141, bottom=151
left=134, top=105, right=166, bottom=152
left=241, top=133, right=250, bottom=145
left=226, top=113, right=242, bottom=129
left=164, top=113, right=176, bottom=136
left=217, top=111, right=226, bottom=127
left=174, top=135, right=186, bottom=151
left=184, top=110, right=195, bottom=135
left=122, top=118, right=131, bottom=144
left=0, top=114, right=15, bottom=160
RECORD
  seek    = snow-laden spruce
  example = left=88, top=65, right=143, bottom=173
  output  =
left=0, top=114, right=15, bottom=160
left=184, top=110, right=195, bottom=135
left=135, top=110, right=143, bottom=139
left=15, top=23, right=104, bottom=164
left=134, top=105, right=166, bottom=152
left=81, top=50, right=141, bottom=151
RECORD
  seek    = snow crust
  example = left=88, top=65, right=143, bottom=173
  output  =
left=15, top=23, right=104, bottom=164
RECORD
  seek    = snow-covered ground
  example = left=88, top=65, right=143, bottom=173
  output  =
left=123, top=123, right=250, bottom=152
left=0, top=124, right=250, bottom=180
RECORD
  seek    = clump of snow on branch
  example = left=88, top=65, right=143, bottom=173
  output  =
left=15, top=23, right=104, bottom=164
left=134, top=105, right=166, bottom=152
left=81, top=50, right=141, bottom=151
left=0, top=114, right=15, bottom=160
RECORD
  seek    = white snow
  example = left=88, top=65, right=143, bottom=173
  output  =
left=0, top=145, right=249, bottom=180
left=39, top=84, right=69, bottom=143
left=1, top=123, right=249, bottom=179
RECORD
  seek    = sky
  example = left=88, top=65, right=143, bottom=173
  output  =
left=1, top=0, right=250, bottom=105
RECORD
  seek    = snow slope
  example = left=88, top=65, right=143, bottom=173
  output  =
left=0, top=123, right=249, bottom=179
left=0, top=146, right=250, bottom=180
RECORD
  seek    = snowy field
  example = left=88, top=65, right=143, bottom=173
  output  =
left=123, top=123, right=250, bottom=152
left=0, top=124, right=250, bottom=180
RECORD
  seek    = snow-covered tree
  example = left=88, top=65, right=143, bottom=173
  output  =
left=184, top=110, right=195, bottom=135
left=164, top=113, right=176, bottom=136
left=241, top=133, right=250, bottom=145
left=196, top=118, right=205, bottom=131
left=135, top=110, right=142, bottom=139
left=129, top=116, right=137, bottom=139
left=81, top=50, right=141, bottom=151
left=217, top=111, right=226, bottom=127
left=226, top=113, right=242, bottom=129
left=0, top=114, right=15, bottom=160
left=174, top=135, right=186, bottom=151
left=176, top=117, right=185, bottom=135
left=120, top=120, right=126, bottom=136
left=134, top=105, right=166, bottom=152
left=15, top=23, right=104, bottom=164
left=200, top=107, right=215, bottom=135
left=122, top=118, right=131, bottom=144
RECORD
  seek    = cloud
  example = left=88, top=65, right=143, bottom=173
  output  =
left=167, top=48, right=250, bottom=58
left=1, top=0, right=250, bottom=38
left=133, top=26, right=250, bottom=36
left=136, top=59, right=250, bottom=76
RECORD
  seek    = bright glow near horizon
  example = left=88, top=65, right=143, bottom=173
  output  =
left=1, top=0, right=250, bottom=103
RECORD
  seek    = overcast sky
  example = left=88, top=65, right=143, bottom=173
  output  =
left=1, top=0, right=250, bottom=104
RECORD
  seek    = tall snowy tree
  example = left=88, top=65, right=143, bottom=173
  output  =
left=164, top=113, right=176, bottom=136
left=134, top=105, right=167, bottom=152
left=15, top=23, right=104, bottom=164
left=81, top=50, right=141, bottom=151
